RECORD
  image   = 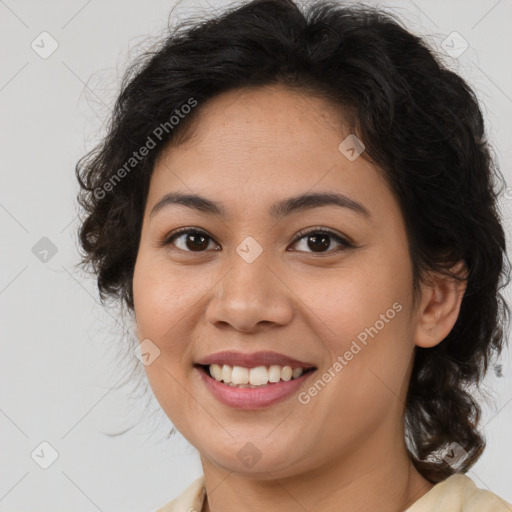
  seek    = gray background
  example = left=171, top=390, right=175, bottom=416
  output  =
left=1, top=0, right=511, bottom=510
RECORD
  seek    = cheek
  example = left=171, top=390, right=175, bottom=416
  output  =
left=303, top=261, right=406, bottom=341
left=133, top=251, right=193, bottom=336
left=132, top=250, right=217, bottom=375
left=303, top=253, right=413, bottom=397
left=132, top=254, right=195, bottom=413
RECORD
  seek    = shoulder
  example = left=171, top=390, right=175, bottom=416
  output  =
left=155, top=475, right=206, bottom=512
left=406, top=474, right=512, bottom=512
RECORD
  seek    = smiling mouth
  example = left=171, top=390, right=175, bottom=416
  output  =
left=196, top=364, right=317, bottom=388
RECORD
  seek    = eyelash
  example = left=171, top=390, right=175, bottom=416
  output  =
left=161, top=226, right=354, bottom=255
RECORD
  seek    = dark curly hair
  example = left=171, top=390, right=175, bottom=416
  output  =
left=75, top=0, right=510, bottom=483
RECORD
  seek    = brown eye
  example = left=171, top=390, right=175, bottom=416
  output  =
left=305, top=233, right=330, bottom=252
left=290, top=229, right=353, bottom=254
left=164, top=229, right=219, bottom=252
left=183, top=232, right=209, bottom=251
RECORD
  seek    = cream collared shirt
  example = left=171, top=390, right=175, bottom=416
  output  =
left=155, top=473, right=512, bottom=512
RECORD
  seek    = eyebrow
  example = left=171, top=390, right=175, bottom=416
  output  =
left=150, top=191, right=371, bottom=219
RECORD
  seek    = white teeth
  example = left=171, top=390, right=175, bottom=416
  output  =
left=221, top=364, right=232, bottom=383
left=292, top=367, right=303, bottom=379
left=210, top=364, right=222, bottom=381
left=249, top=366, right=269, bottom=385
left=207, top=364, right=307, bottom=386
left=231, top=366, right=249, bottom=385
left=281, top=366, right=293, bottom=381
left=268, top=365, right=282, bottom=383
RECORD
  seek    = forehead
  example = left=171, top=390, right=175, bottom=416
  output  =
left=170, top=84, right=350, bottom=155
left=147, top=85, right=395, bottom=222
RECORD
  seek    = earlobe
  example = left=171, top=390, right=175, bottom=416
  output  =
left=413, top=261, right=467, bottom=349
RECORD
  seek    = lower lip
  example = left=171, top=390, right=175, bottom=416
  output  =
left=196, top=366, right=316, bottom=410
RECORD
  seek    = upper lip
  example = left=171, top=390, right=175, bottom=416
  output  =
left=195, top=350, right=316, bottom=369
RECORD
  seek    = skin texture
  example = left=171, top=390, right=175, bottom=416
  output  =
left=132, top=85, right=467, bottom=512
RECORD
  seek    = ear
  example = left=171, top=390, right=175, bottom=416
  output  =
left=413, top=261, right=468, bottom=349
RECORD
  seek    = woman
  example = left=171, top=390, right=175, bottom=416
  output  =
left=75, top=0, right=512, bottom=510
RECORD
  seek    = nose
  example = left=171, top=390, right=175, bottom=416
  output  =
left=204, top=249, right=294, bottom=333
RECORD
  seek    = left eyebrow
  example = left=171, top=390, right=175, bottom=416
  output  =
left=150, top=191, right=371, bottom=219
left=270, top=191, right=371, bottom=219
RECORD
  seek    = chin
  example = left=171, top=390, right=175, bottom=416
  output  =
left=199, top=439, right=305, bottom=477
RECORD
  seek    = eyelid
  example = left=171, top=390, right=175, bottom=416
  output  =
left=161, top=225, right=354, bottom=253
left=161, top=226, right=220, bottom=249
left=291, top=226, right=353, bottom=248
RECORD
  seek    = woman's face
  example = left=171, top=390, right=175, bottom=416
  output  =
left=132, top=85, right=423, bottom=478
